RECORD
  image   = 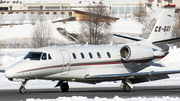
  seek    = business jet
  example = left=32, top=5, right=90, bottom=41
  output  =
left=1, top=4, right=180, bottom=94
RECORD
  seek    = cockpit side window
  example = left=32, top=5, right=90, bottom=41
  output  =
left=24, top=52, right=42, bottom=60
left=41, top=53, right=47, bottom=60
left=48, top=54, right=52, bottom=59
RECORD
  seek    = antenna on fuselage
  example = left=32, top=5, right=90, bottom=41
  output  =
left=85, top=41, right=88, bottom=46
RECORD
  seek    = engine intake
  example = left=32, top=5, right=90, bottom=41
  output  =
left=120, top=45, right=154, bottom=61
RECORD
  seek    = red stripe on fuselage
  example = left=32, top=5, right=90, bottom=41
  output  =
left=17, top=55, right=166, bottom=74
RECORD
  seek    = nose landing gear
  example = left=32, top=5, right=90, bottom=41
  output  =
left=19, top=80, right=28, bottom=94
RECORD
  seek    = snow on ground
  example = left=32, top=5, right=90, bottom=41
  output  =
left=26, top=96, right=180, bottom=101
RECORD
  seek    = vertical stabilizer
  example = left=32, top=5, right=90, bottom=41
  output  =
left=147, top=4, right=175, bottom=43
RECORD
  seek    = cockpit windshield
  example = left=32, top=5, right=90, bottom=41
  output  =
left=24, top=52, right=42, bottom=60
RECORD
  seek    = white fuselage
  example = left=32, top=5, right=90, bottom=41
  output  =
left=5, top=44, right=165, bottom=83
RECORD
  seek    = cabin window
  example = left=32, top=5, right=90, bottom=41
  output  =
left=41, top=53, right=47, bottom=60
left=107, top=52, right=111, bottom=58
left=48, top=54, right=52, bottom=59
left=89, top=52, right=93, bottom=59
left=72, top=53, right=76, bottom=59
left=81, top=53, right=85, bottom=59
left=97, top=52, right=101, bottom=58
left=24, top=52, right=42, bottom=60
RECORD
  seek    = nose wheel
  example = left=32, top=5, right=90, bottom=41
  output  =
left=19, top=86, right=26, bottom=94
left=19, top=80, right=28, bottom=94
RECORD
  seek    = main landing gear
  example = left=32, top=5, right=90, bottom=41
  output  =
left=19, top=80, right=28, bottom=94
left=120, top=79, right=133, bottom=92
left=55, top=80, right=69, bottom=92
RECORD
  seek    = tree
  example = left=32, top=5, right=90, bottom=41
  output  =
left=141, top=17, right=157, bottom=38
left=79, top=3, right=111, bottom=45
left=0, top=14, right=5, bottom=25
left=31, top=21, right=52, bottom=48
left=133, top=1, right=147, bottom=23
left=28, top=13, right=38, bottom=25
left=17, top=14, right=26, bottom=24
left=171, top=13, right=180, bottom=47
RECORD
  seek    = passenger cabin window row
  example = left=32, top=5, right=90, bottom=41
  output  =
left=24, top=52, right=52, bottom=60
left=72, top=52, right=111, bottom=59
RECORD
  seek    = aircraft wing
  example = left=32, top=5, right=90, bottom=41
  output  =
left=85, top=70, right=180, bottom=83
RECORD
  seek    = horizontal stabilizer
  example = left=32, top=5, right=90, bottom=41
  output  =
left=85, top=70, right=180, bottom=80
left=113, top=34, right=142, bottom=41
left=152, top=37, right=180, bottom=44
left=0, top=70, right=5, bottom=73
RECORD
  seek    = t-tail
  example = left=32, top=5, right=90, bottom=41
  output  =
left=147, top=4, right=176, bottom=43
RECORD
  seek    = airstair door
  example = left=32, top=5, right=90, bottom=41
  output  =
left=60, top=50, right=71, bottom=75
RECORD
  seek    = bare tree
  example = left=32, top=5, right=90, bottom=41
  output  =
left=133, top=1, right=147, bottom=23
left=79, top=3, right=112, bottom=45
left=38, top=14, right=47, bottom=22
left=141, top=17, right=157, bottom=38
left=0, top=14, right=5, bottom=25
left=171, top=13, right=180, bottom=47
left=17, top=14, right=26, bottom=24
left=28, top=13, right=38, bottom=25
left=31, top=22, right=52, bottom=48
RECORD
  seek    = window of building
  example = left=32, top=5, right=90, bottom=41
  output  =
left=61, top=12, right=64, bottom=15
left=132, top=7, right=136, bottom=14
left=16, top=12, right=19, bottom=14
left=168, top=0, right=172, bottom=3
left=72, top=53, right=76, bottom=59
left=45, top=6, right=60, bottom=10
left=48, top=54, right=52, bottom=59
left=31, top=12, right=34, bottom=14
left=62, top=6, right=68, bottom=9
left=0, top=7, right=8, bottom=11
left=97, top=52, right=101, bottom=58
left=53, top=12, right=57, bottom=15
left=107, top=52, right=111, bottom=58
left=69, top=12, right=72, bottom=17
left=125, top=7, right=131, bottom=14
left=71, top=6, right=77, bottom=9
left=46, top=12, right=49, bottom=15
left=119, top=7, right=124, bottom=14
left=78, top=6, right=85, bottom=8
left=89, top=52, right=93, bottom=59
left=41, top=53, right=47, bottom=60
left=23, top=12, right=26, bottom=14
left=112, top=7, right=118, bottom=14
left=1, top=12, right=4, bottom=14
left=28, top=7, right=40, bottom=10
left=158, top=0, right=161, bottom=3
left=81, top=53, right=85, bottom=59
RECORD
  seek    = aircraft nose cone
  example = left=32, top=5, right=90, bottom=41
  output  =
left=5, top=69, right=14, bottom=78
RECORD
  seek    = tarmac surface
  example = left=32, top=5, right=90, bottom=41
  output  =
left=1, top=86, right=180, bottom=101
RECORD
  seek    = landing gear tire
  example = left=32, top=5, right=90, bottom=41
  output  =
left=61, top=83, right=69, bottom=92
left=19, top=86, right=26, bottom=94
left=123, top=83, right=131, bottom=92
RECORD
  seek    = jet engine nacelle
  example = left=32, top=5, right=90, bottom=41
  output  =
left=120, top=45, right=154, bottom=61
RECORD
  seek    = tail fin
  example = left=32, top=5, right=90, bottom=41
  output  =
left=147, top=4, right=175, bottom=43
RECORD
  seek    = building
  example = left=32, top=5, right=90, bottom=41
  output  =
left=0, top=0, right=147, bottom=16
left=149, top=0, right=180, bottom=8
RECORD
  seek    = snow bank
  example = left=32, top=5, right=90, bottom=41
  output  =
left=26, top=96, right=180, bottom=101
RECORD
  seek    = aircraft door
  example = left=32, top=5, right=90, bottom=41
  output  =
left=60, top=50, right=71, bottom=75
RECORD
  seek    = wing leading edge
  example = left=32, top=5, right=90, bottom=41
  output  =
left=85, top=70, right=180, bottom=83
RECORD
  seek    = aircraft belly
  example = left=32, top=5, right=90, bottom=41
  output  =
left=44, top=63, right=130, bottom=82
